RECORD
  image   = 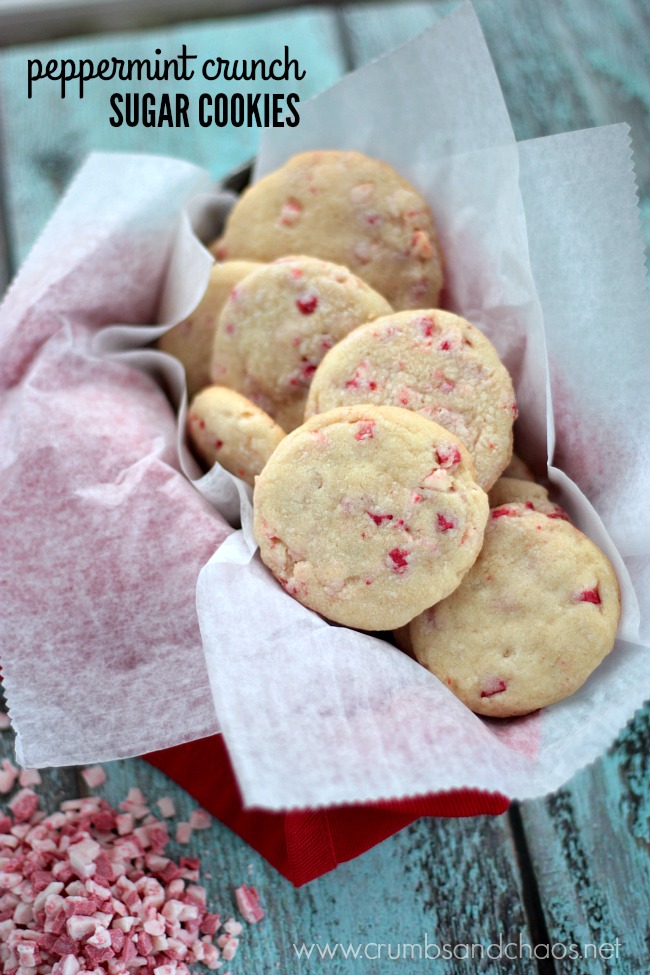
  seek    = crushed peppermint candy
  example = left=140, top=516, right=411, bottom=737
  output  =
left=0, top=759, right=19, bottom=794
left=234, top=885, right=264, bottom=925
left=18, top=769, right=42, bottom=789
left=81, top=765, right=107, bottom=789
left=0, top=781, right=253, bottom=974
left=175, top=822, right=193, bottom=844
left=189, top=810, right=212, bottom=832
left=156, top=798, right=176, bottom=820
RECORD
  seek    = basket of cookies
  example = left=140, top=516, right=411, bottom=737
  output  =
left=0, top=4, right=647, bottom=884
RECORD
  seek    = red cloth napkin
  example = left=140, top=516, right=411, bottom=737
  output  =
left=146, top=734, right=509, bottom=886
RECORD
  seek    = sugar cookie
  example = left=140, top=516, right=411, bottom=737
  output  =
left=409, top=503, right=621, bottom=717
left=212, top=150, right=443, bottom=311
left=254, top=405, right=488, bottom=630
left=187, top=385, right=285, bottom=486
left=158, top=260, right=261, bottom=398
left=211, top=255, right=392, bottom=432
left=305, top=309, right=516, bottom=490
left=503, top=452, right=535, bottom=482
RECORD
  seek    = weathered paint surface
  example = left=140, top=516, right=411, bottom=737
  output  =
left=0, top=2, right=648, bottom=970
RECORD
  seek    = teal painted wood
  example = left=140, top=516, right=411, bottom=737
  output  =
left=519, top=713, right=650, bottom=974
left=1, top=737, right=533, bottom=974
left=474, top=0, right=650, bottom=251
left=1, top=1, right=649, bottom=969
left=341, top=0, right=452, bottom=60
left=0, top=7, right=346, bottom=268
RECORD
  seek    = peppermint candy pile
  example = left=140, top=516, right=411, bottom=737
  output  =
left=0, top=764, right=263, bottom=975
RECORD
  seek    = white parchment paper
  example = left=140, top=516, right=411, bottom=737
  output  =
left=0, top=155, right=234, bottom=766
left=1, top=4, right=648, bottom=804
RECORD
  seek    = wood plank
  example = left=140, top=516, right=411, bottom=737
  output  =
left=0, top=0, right=310, bottom=48
left=475, top=0, right=650, bottom=248
left=1, top=691, right=536, bottom=972
left=341, top=0, right=453, bottom=64
left=29, top=751, right=538, bottom=973
left=0, top=8, right=346, bottom=270
left=519, top=717, right=650, bottom=973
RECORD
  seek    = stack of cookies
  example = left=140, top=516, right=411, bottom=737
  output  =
left=158, top=149, right=620, bottom=719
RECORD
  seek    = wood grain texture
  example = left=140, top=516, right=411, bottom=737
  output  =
left=2, top=742, right=534, bottom=974
left=0, top=0, right=314, bottom=48
left=0, top=7, right=345, bottom=269
left=475, top=0, right=650, bottom=250
left=341, top=0, right=453, bottom=60
left=519, top=718, right=650, bottom=975
left=1, top=1, right=649, bottom=969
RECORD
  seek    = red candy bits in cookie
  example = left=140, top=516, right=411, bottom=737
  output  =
left=296, top=295, right=319, bottom=315
left=578, top=587, right=601, bottom=604
left=387, top=547, right=411, bottom=573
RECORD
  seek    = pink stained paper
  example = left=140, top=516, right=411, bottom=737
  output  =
left=0, top=155, right=233, bottom=768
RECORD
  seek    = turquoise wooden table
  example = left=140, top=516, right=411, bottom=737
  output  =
left=1, top=2, right=648, bottom=972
